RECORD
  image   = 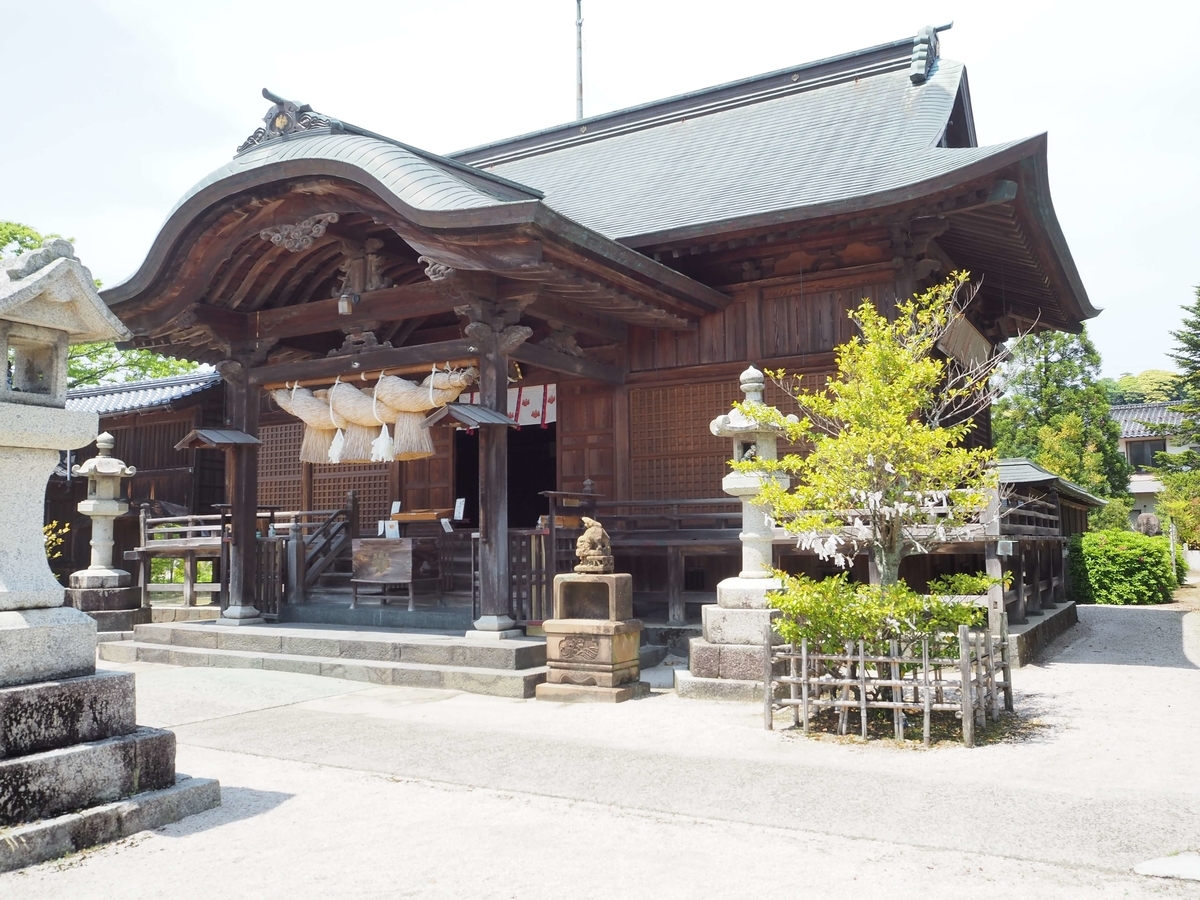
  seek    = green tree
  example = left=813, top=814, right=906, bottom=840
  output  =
left=1169, top=287, right=1200, bottom=442
left=747, top=273, right=997, bottom=588
left=1101, top=369, right=1184, bottom=404
left=2, top=221, right=198, bottom=389
left=992, top=328, right=1130, bottom=497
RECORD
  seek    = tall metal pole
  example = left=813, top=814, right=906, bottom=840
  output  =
left=575, top=0, right=583, bottom=120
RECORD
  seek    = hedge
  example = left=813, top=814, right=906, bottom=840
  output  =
left=1068, top=530, right=1178, bottom=605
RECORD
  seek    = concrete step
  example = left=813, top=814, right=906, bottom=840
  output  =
left=99, top=641, right=546, bottom=698
left=151, top=606, right=221, bottom=623
left=129, top=622, right=545, bottom=670
left=96, top=631, right=132, bottom=643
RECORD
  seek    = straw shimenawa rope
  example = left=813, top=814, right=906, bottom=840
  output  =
left=272, top=367, right=479, bottom=464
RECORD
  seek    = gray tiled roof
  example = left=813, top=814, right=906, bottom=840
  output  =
left=170, top=132, right=542, bottom=224
left=66, top=370, right=220, bottom=416
left=454, top=53, right=1020, bottom=244
left=997, top=457, right=1105, bottom=507
left=1111, top=402, right=1185, bottom=439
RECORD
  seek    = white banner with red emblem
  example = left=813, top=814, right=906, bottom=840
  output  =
left=462, top=383, right=557, bottom=426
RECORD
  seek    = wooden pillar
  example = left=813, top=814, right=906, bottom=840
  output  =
left=1028, top=543, right=1043, bottom=615
left=667, top=546, right=685, bottom=624
left=984, top=541, right=1004, bottom=635
left=1010, top=542, right=1027, bottom=623
left=218, top=358, right=264, bottom=623
left=465, top=303, right=531, bottom=634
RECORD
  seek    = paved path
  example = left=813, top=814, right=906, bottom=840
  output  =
left=3, top=604, right=1199, bottom=899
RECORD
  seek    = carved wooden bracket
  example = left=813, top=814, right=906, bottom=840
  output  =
left=260, top=214, right=340, bottom=252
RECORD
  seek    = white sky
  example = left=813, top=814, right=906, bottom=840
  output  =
left=2, top=0, right=1197, bottom=377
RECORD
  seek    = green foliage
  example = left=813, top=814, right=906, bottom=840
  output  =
left=1155, top=468, right=1200, bottom=545
left=1101, top=370, right=1185, bottom=404
left=927, top=571, right=1007, bottom=596
left=0, top=221, right=50, bottom=257
left=1068, top=530, right=1177, bottom=605
left=43, top=520, right=69, bottom=560
left=770, top=572, right=984, bottom=658
left=1088, top=495, right=1134, bottom=532
left=744, top=273, right=997, bottom=587
left=66, top=342, right=199, bottom=390
left=150, top=558, right=214, bottom=584
left=0, top=220, right=199, bottom=389
left=1167, top=286, right=1200, bottom=444
left=993, top=327, right=1129, bottom=497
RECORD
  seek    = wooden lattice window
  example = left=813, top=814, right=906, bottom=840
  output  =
left=258, top=423, right=303, bottom=512
left=628, top=375, right=827, bottom=500
left=312, top=462, right=391, bottom=532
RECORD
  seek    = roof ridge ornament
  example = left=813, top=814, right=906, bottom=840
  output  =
left=910, top=22, right=952, bottom=85
left=236, top=88, right=344, bottom=155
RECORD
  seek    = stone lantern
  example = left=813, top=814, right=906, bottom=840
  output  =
left=0, top=240, right=217, bottom=870
left=677, top=365, right=796, bottom=701
left=65, top=432, right=146, bottom=629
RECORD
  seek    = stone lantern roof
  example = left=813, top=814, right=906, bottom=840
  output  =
left=0, top=239, right=131, bottom=343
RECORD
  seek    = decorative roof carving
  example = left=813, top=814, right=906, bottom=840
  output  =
left=236, top=88, right=343, bottom=155
left=418, top=256, right=454, bottom=281
left=260, top=213, right=340, bottom=252
left=910, top=24, right=949, bottom=85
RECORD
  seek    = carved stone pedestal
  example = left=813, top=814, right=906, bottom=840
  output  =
left=535, top=573, right=650, bottom=703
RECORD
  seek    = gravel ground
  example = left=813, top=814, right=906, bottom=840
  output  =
left=2, top=602, right=1199, bottom=899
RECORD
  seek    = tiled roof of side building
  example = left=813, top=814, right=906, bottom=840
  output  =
left=66, top=370, right=221, bottom=416
left=451, top=35, right=1018, bottom=246
left=1110, top=402, right=1186, bottom=439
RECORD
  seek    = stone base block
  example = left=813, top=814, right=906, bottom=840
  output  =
left=687, top=638, right=784, bottom=681
left=553, top=573, right=633, bottom=620
left=535, top=681, right=651, bottom=703
left=64, top=585, right=139, bottom=612
left=675, top=669, right=783, bottom=702
left=0, top=775, right=221, bottom=874
left=0, top=727, right=176, bottom=827
left=87, top=607, right=152, bottom=633
left=0, top=607, right=96, bottom=688
left=544, top=617, right=642, bottom=688
left=701, top=605, right=780, bottom=646
left=716, top=576, right=784, bottom=610
left=0, top=671, right=136, bottom=759
left=67, top=569, right=131, bottom=591
left=464, top=628, right=524, bottom=641
left=212, top=616, right=266, bottom=627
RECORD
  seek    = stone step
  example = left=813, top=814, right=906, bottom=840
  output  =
left=0, top=727, right=177, bottom=827
left=88, top=607, right=152, bottom=633
left=674, top=670, right=784, bottom=702
left=129, top=622, right=545, bottom=670
left=0, top=775, right=220, bottom=874
left=99, top=641, right=546, bottom=698
left=151, top=606, right=221, bottom=623
left=0, top=671, right=136, bottom=758
left=96, top=631, right=133, bottom=643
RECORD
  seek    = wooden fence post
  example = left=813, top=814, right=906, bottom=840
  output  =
left=763, top=620, right=774, bottom=730
left=958, top=624, right=974, bottom=748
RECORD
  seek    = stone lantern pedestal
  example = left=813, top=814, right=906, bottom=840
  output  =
left=0, top=241, right=218, bottom=873
left=677, top=366, right=793, bottom=701
left=63, top=432, right=151, bottom=634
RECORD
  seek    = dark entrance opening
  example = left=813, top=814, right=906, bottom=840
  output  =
left=453, top=422, right=557, bottom=528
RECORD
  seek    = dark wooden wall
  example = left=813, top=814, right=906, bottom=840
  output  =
left=251, top=264, right=981, bottom=512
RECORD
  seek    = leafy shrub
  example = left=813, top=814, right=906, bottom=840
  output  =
left=1089, top=495, right=1133, bottom=532
left=770, top=572, right=984, bottom=658
left=1068, top=530, right=1177, bottom=605
left=927, top=571, right=1009, bottom=596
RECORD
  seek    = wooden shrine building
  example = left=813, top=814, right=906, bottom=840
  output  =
left=100, top=26, right=1096, bottom=631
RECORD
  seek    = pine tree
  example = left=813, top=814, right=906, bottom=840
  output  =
left=1169, top=286, right=1200, bottom=444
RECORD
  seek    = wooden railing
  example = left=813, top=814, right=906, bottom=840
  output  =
left=275, top=492, right=360, bottom=604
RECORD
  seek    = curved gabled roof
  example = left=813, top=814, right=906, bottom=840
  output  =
left=169, top=131, right=543, bottom=224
